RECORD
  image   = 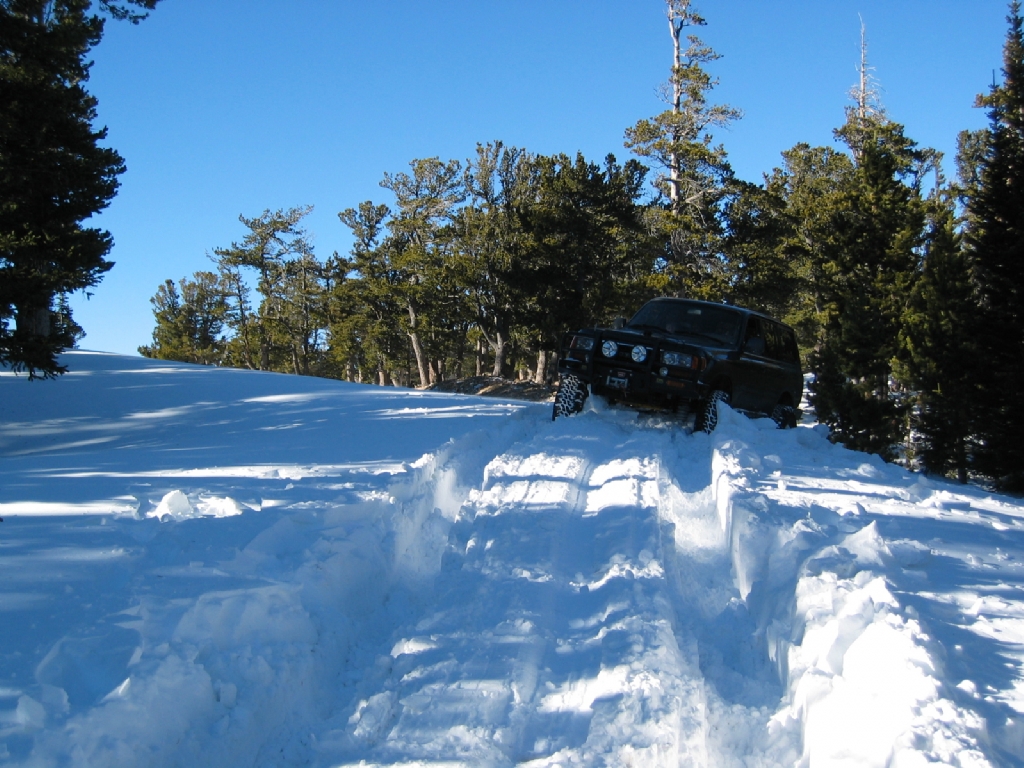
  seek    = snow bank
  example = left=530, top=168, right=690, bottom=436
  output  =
left=707, top=406, right=997, bottom=767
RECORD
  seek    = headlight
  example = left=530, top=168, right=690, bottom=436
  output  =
left=631, top=345, right=647, bottom=363
left=571, top=335, right=594, bottom=351
left=601, top=340, right=619, bottom=358
left=661, top=351, right=693, bottom=368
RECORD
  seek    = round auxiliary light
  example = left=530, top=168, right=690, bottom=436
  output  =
left=631, top=345, right=647, bottom=363
left=659, top=366, right=669, bottom=377
left=601, top=340, right=619, bottom=358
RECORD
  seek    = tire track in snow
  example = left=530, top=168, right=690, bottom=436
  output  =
left=315, top=412, right=721, bottom=767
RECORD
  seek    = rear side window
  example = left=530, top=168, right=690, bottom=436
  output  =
left=759, top=321, right=799, bottom=363
left=768, top=322, right=799, bottom=364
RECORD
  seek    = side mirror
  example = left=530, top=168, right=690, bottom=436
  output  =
left=612, top=317, right=626, bottom=330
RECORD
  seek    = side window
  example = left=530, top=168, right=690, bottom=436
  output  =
left=772, top=324, right=799, bottom=364
left=761, top=321, right=798, bottom=363
left=764, top=322, right=782, bottom=360
left=784, top=328, right=800, bottom=364
left=743, top=316, right=766, bottom=355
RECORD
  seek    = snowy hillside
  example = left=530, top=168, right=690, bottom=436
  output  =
left=1, top=352, right=1023, bottom=767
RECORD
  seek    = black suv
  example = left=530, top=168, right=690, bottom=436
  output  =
left=554, top=298, right=803, bottom=431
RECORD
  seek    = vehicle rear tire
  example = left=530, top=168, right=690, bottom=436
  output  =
left=771, top=403, right=797, bottom=429
left=695, top=390, right=729, bottom=433
left=552, top=374, right=588, bottom=420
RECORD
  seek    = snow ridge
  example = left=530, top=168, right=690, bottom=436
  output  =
left=707, top=408, right=995, bottom=767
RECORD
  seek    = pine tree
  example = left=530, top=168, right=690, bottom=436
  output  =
left=455, top=146, right=652, bottom=380
left=278, top=250, right=327, bottom=376
left=722, top=180, right=800, bottom=320
left=140, top=280, right=184, bottom=360
left=520, top=152, right=651, bottom=347
left=139, top=271, right=228, bottom=365
left=378, top=158, right=466, bottom=386
left=337, top=201, right=408, bottom=386
left=963, top=0, right=1024, bottom=490
left=737, top=144, right=855, bottom=351
left=0, top=0, right=159, bottom=377
left=624, top=0, right=739, bottom=298
left=895, top=194, right=978, bottom=482
left=810, top=115, right=932, bottom=459
left=806, top=26, right=935, bottom=460
left=213, top=206, right=314, bottom=372
left=456, top=142, right=535, bottom=378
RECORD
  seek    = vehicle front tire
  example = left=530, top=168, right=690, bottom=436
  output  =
left=695, top=390, right=729, bottom=433
left=552, top=374, right=588, bottom=420
left=771, top=402, right=797, bottom=429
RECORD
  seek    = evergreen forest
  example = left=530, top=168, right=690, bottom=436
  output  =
left=133, top=2, right=1024, bottom=491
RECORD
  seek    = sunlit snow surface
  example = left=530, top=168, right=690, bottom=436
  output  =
left=1, top=351, right=1023, bottom=766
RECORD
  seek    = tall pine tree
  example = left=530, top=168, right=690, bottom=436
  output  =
left=809, top=29, right=935, bottom=460
left=213, top=206, right=313, bottom=372
left=964, top=0, right=1024, bottom=490
left=624, top=0, right=739, bottom=298
left=896, top=193, right=978, bottom=482
left=0, top=0, right=159, bottom=377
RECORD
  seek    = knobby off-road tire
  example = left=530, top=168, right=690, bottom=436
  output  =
left=552, top=374, right=588, bottom=420
left=771, top=403, right=798, bottom=429
left=695, top=390, right=730, bottom=434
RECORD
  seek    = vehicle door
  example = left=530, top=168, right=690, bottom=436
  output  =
left=734, top=316, right=784, bottom=413
left=771, top=323, right=803, bottom=405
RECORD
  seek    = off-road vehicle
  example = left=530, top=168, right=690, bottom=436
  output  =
left=553, top=298, right=802, bottom=432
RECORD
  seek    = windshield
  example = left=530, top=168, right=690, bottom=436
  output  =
left=627, top=301, right=743, bottom=346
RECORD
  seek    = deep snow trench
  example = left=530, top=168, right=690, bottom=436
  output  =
left=1, top=352, right=1022, bottom=767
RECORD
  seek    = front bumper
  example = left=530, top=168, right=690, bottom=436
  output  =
left=557, top=332, right=704, bottom=406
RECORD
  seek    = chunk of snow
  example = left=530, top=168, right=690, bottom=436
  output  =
left=149, top=489, right=196, bottom=521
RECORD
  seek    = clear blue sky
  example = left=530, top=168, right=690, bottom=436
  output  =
left=71, top=0, right=1011, bottom=356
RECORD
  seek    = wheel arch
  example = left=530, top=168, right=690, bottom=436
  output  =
left=706, top=376, right=733, bottom=397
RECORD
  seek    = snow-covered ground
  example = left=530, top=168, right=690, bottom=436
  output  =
left=1, top=351, right=1023, bottom=767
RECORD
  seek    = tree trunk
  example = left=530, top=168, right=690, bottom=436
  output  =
left=534, top=349, right=549, bottom=385
left=15, top=303, right=50, bottom=338
left=259, top=325, right=271, bottom=371
left=476, top=338, right=484, bottom=376
left=453, top=334, right=465, bottom=379
left=226, top=271, right=256, bottom=370
left=408, top=331, right=429, bottom=387
left=955, top=414, right=968, bottom=484
left=668, top=3, right=684, bottom=206
left=406, top=303, right=430, bottom=388
left=491, top=330, right=508, bottom=378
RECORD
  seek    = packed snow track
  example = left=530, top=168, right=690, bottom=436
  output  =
left=1, top=352, right=1023, bottom=767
